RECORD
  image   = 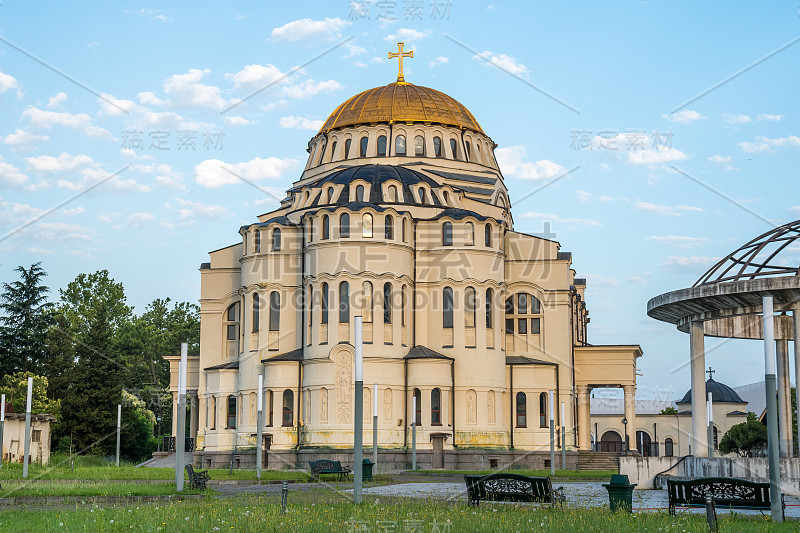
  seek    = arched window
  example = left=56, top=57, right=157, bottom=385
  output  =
left=443, top=287, right=454, bottom=328
left=433, top=136, right=442, bottom=157
left=272, top=228, right=281, bottom=251
left=418, top=188, right=427, bottom=204
left=282, top=389, right=293, bottom=427
left=225, top=302, right=240, bottom=341
left=243, top=233, right=248, bottom=254
left=485, top=288, right=493, bottom=328
left=442, top=221, right=453, bottom=246
left=383, top=282, right=392, bottom=324
left=344, top=138, right=352, bottom=159
left=321, top=283, right=329, bottom=324
left=402, top=219, right=407, bottom=242
left=209, top=396, right=217, bottom=429
left=475, top=143, right=481, bottom=163
left=414, top=135, right=425, bottom=156
left=227, top=395, right=237, bottom=428
left=267, top=390, right=274, bottom=427
left=450, top=138, right=458, bottom=160
left=359, top=136, right=368, bottom=157
left=505, top=297, right=515, bottom=334
left=384, top=214, right=394, bottom=239
left=327, top=187, right=334, bottom=203
left=539, top=392, right=548, bottom=427
left=516, top=392, right=527, bottom=428
left=484, top=223, right=492, bottom=247
left=362, top=281, right=373, bottom=323
left=465, top=142, right=471, bottom=162
left=322, top=215, right=330, bottom=240
left=254, top=230, right=261, bottom=253
left=377, top=135, right=387, bottom=156
left=329, top=141, right=337, bottom=162
left=269, top=291, right=280, bottom=331
left=401, top=285, right=407, bottom=326
left=339, top=281, right=350, bottom=323
left=339, top=213, right=350, bottom=238
left=395, top=135, right=406, bottom=156
left=387, top=185, right=398, bottom=202
left=431, top=388, right=441, bottom=425
left=465, top=222, right=474, bottom=246
left=442, top=191, right=450, bottom=206
left=465, top=287, right=476, bottom=328
left=362, top=213, right=373, bottom=238
left=252, top=293, right=260, bottom=332
left=356, top=184, right=365, bottom=202
left=413, top=388, right=421, bottom=426
left=664, top=438, right=674, bottom=457
left=308, top=219, right=314, bottom=243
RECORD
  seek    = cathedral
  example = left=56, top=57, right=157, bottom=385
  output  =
left=168, top=44, right=643, bottom=470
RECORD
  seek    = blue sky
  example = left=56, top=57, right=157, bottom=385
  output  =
left=0, top=2, right=798, bottom=399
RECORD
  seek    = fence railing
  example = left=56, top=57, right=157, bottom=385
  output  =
left=162, top=436, right=195, bottom=453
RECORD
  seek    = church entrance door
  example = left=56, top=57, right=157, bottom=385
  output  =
left=600, top=431, right=622, bottom=452
left=431, top=436, right=444, bottom=468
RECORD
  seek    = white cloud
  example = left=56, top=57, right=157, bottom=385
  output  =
left=224, top=116, right=252, bottom=126
left=140, top=110, right=213, bottom=132
left=168, top=198, right=230, bottom=226
left=723, top=113, right=751, bottom=125
left=627, top=147, right=688, bottom=165
left=137, top=91, right=165, bottom=106
left=474, top=51, right=527, bottom=75
left=738, top=135, right=800, bottom=153
left=125, top=8, right=171, bottom=22
left=227, top=64, right=286, bottom=89
left=57, top=167, right=151, bottom=193
left=385, top=28, right=430, bottom=41
left=635, top=201, right=704, bottom=216
left=738, top=140, right=771, bottom=153
left=661, top=255, right=720, bottom=274
left=279, top=115, right=323, bottom=130
left=270, top=18, right=349, bottom=42
left=96, top=93, right=139, bottom=116
left=428, top=56, right=449, bottom=68
left=127, top=212, right=156, bottom=227
left=757, top=113, right=783, bottom=122
left=575, top=190, right=592, bottom=202
left=344, top=42, right=367, bottom=57
left=647, top=235, right=708, bottom=248
left=46, top=92, right=67, bottom=109
left=163, top=68, right=229, bottom=110
left=708, top=155, right=731, bottom=164
left=0, top=157, right=29, bottom=187
left=495, top=145, right=566, bottom=180
left=4, top=129, right=49, bottom=150
left=22, top=106, right=113, bottom=138
left=25, top=152, right=94, bottom=172
left=283, top=79, right=342, bottom=99
left=662, top=110, right=706, bottom=124
left=0, top=69, right=20, bottom=95
left=519, top=212, right=602, bottom=227
left=194, top=156, right=300, bottom=188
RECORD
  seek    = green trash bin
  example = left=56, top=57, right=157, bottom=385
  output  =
left=602, top=474, right=635, bottom=513
left=362, top=459, right=374, bottom=482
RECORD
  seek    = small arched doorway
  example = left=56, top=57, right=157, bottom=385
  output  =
left=600, top=430, right=623, bottom=452
left=636, top=430, right=652, bottom=457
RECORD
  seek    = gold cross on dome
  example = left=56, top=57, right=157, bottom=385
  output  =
left=388, top=42, right=413, bottom=82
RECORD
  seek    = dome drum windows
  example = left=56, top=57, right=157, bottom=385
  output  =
left=442, top=221, right=453, bottom=246
left=377, top=135, right=387, bottom=156
left=387, top=184, right=398, bottom=203
left=384, top=215, right=394, bottom=240
left=433, top=136, right=442, bottom=157
left=395, top=135, right=406, bottom=156
left=322, top=215, right=330, bottom=240
left=414, top=135, right=425, bottom=157
left=355, top=184, right=365, bottom=202
left=359, top=136, right=369, bottom=157
left=339, top=213, right=350, bottom=238
left=344, top=139, right=352, bottom=159
left=362, top=213, right=373, bottom=238
left=449, top=138, right=459, bottom=160
left=505, top=293, right=543, bottom=353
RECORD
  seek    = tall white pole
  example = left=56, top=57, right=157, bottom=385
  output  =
left=176, top=343, right=187, bottom=491
left=373, top=383, right=378, bottom=472
left=411, top=394, right=417, bottom=470
left=560, top=401, right=566, bottom=469
left=763, top=296, right=782, bottom=522
left=116, top=404, right=122, bottom=467
left=23, top=377, right=32, bottom=478
left=707, top=392, right=714, bottom=458
left=0, top=393, right=5, bottom=469
left=353, top=316, right=364, bottom=504
left=549, top=390, right=555, bottom=476
left=256, top=374, right=264, bottom=479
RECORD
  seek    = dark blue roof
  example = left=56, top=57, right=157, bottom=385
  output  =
left=429, top=208, right=491, bottom=222
left=677, top=379, right=746, bottom=404
left=312, top=164, right=444, bottom=207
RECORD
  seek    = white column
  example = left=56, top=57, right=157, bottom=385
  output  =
left=623, top=385, right=636, bottom=452
left=793, top=306, right=800, bottom=457
left=577, top=386, right=592, bottom=450
left=171, top=392, right=179, bottom=437
left=689, top=320, right=708, bottom=457
left=776, top=339, right=793, bottom=458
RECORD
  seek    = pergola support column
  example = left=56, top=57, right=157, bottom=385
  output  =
left=577, top=386, right=591, bottom=450
left=689, top=320, right=708, bottom=457
left=794, top=305, right=800, bottom=458
left=622, top=385, right=636, bottom=453
left=776, top=339, right=793, bottom=458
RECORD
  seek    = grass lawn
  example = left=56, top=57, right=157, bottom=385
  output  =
left=0, top=492, right=792, bottom=532
left=416, top=469, right=617, bottom=479
left=0, top=480, right=211, bottom=498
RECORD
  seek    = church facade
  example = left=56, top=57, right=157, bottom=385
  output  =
left=168, top=46, right=643, bottom=469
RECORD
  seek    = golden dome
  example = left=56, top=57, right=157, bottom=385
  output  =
left=319, top=82, right=485, bottom=136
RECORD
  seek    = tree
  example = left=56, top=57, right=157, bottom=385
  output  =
left=719, top=412, right=768, bottom=457
left=120, top=390, right=158, bottom=462
left=660, top=407, right=678, bottom=415
left=0, top=372, right=60, bottom=416
left=0, top=263, right=53, bottom=374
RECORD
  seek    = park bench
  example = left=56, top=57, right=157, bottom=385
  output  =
left=309, top=459, right=351, bottom=481
left=464, top=473, right=565, bottom=507
left=185, top=464, right=210, bottom=490
left=667, top=477, right=784, bottom=519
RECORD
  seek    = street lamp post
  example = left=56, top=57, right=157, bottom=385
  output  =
left=622, top=417, right=628, bottom=453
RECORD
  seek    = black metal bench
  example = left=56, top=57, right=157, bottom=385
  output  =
left=185, top=463, right=210, bottom=490
left=667, top=477, right=784, bottom=518
left=464, top=473, right=565, bottom=507
left=309, top=459, right=351, bottom=481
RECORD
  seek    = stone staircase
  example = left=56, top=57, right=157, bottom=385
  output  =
left=577, top=451, right=621, bottom=471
